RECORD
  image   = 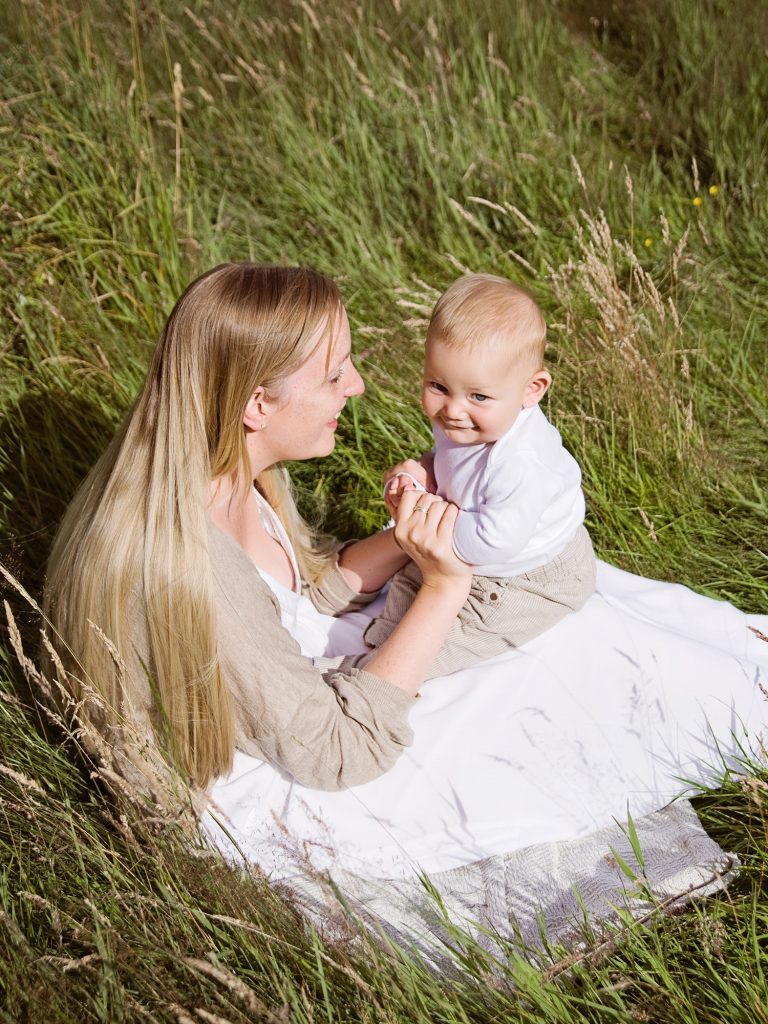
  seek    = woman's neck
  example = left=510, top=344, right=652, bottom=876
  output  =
left=208, top=429, right=275, bottom=510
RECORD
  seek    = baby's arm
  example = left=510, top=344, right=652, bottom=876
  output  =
left=451, top=460, right=559, bottom=565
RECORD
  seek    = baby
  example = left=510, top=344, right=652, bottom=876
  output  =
left=364, top=273, right=595, bottom=679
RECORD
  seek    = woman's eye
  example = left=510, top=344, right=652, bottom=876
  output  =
left=471, top=393, right=489, bottom=402
left=329, top=367, right=345, bottom=384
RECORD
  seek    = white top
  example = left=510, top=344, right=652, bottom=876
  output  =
left=433, top=406, right=585, bottom=575
left=202, top=499, right=768, bottom=881
left=252, top=486, right=301, bottom=594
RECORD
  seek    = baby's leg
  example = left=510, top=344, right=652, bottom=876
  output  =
left=363, top=560, right=423, bottom=649
left=423, top=526, right=596, bottom=679
left=347, top=528, right=595, bottom=678
left=357, top=560, right=424, bottom=654
left=348, top=572, right=546, bottom=678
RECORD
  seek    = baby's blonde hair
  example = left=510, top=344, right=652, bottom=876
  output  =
left=427, top=274, right=546, bottom=369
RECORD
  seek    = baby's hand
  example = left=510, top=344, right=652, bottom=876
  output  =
left=383, top=456, right=435, bottom=515
left=383, top=473, right=420, bottom=515
left=383, top=455, right=436, bottom=493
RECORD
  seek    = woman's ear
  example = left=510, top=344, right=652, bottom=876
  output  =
left=243, top=386, right=269, bottom=432
left=522, top=369, right=552, bottom=408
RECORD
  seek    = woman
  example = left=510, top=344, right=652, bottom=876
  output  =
left=44, top=262, right=472, bottom=800
left=44, top=262, right=768, bottom=953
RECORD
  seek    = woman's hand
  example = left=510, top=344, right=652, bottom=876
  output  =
left=338, top=463, right=459, bottom=596
left=393, top=488, right=473, bottom=593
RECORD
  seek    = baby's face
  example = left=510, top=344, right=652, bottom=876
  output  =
left=421, top=337, right=549, bottom=445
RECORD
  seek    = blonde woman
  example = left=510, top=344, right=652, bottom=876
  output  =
left=43, top=262, right=473, bottom=799
left=42, top=261, right=768, bottom=949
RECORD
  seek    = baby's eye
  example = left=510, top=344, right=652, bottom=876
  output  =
left=428, top=381, right=447, bottom=393
left=471, top=393, right=490, bottom=402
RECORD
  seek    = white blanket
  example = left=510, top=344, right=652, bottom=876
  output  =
left=204, top=561, right=768, bottom=882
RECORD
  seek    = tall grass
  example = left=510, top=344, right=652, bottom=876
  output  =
left=1, top=0, right=767, bottom=1018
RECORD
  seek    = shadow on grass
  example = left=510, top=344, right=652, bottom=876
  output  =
left=0, top=384, right=114, bottom=712
left=0, top=384, right=115, bottom=600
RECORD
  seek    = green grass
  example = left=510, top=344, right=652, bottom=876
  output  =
left=1, top=0, right=767, bottom=1018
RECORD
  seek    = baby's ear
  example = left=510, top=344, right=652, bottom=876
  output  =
left=522, top=369, right=552, bottom=408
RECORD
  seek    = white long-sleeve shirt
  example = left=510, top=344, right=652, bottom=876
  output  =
left=433, top=406, right=585, bottom=576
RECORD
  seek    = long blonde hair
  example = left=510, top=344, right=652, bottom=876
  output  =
left=43, top=263, right=343, bottom=790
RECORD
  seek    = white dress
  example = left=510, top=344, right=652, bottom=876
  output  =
left=202, top=497, right=768, bottom=882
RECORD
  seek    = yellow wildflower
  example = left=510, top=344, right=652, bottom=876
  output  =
left=643, top=237, right=653, bottom=248
left=708, top=185, right=719, bottom=196
left=692, top=196, right=703, bottom=207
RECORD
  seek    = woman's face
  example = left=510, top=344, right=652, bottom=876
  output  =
left=259, top=308, right=365, bottom=462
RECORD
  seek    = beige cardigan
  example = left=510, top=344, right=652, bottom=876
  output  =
left=119, top=523, right=415, bottom=800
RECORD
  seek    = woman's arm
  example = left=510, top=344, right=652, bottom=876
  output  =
left=363, top=488, right=472, bottom=696
left=363, top=574, right=468, bottom=694
left=209, top=523, right=415, bottom=790
left=337, top=457, right=439, bottom=594
left=332, top=496, right=472, bottom=692
left=209, top=493, right=472, bottom=789
left=337, top=528, right=409, bottom=593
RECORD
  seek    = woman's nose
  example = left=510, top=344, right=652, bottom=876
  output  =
left=346, top=360, right=365, bottom=397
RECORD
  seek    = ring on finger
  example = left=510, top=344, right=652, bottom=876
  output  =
left=413, top=501, right=429, bottom=513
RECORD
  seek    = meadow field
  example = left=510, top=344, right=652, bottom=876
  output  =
left=1, top=0, right=767, bottom=1019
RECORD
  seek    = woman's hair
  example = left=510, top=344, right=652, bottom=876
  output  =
left=43, top=263, right=343, bottom=790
